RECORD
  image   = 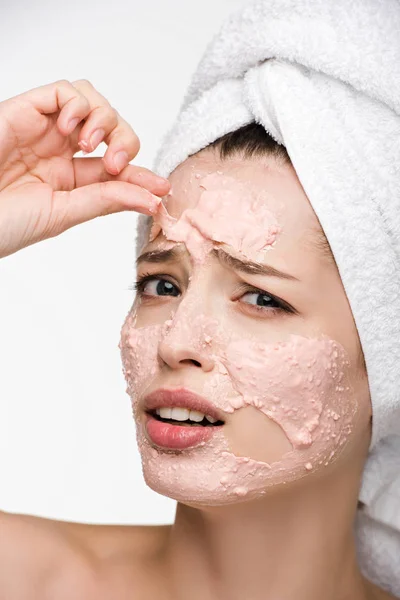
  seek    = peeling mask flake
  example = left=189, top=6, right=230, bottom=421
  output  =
left=153, top=173, right=281, bottom=262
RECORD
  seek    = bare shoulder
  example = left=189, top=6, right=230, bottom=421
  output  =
left=0, top=509, right=98, bottom=598
left=56, top=517, right=171, bottom=567
left=52, top=518, right=172, bottom=598
left=0, top=509, right=171, bottom=599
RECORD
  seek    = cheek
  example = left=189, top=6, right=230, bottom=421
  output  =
left=227, top=406, right=292, bottom=463
left=121, top=310, right=361, bottom=468
left=220, top=336, right=359, bottom=467
left=120, top=312, right=161, bottom=408
left=120, top=312, right=367, bottom=504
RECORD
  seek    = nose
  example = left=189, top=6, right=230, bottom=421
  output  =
left=157, top=313, right=216, bottom=373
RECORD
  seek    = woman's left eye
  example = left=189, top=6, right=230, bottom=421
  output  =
left=240, top=291, right=282, bottom=309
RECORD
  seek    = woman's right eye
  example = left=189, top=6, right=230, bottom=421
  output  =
left=135, top=276, right=180, bottom=298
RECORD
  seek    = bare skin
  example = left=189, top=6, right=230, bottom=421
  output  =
left=0, top=512, right=394, bottom=600
left=0, top=82, right=396, bottom=600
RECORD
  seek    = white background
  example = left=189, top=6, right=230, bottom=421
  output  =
left=0, top=0, right=246, bottom=524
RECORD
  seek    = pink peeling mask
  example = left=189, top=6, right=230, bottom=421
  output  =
left=120, top=168, right=361, bottom=506
left=150, top=173, right=281, bottom=262
left=121, top=311, right=357, bottom=505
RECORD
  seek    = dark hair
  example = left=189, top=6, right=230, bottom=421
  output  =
left=210, top=122, right=291, bottom=164
left=206, top=123, right=367, bottom=374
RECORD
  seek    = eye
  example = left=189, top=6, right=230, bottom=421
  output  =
left=134, top=275, right=180, bottom=298
left=234, top=285, right=295, bottom=317
left=240, top=291, right=282, bottom=309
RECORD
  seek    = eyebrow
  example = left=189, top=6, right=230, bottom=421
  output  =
left=136, top=248, right=182, bottom=267
left=136, top=246, right=299, bottom=281
left=212, top=248, right=299, bottom=281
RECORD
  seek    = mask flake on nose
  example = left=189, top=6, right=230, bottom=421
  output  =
left=160, top=312, right=221, bottom=357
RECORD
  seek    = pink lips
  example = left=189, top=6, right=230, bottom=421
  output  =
left=143, top=388, right=224, bottom=450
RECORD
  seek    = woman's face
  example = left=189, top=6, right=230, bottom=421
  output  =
left=120, top=150, right=371, bottom=506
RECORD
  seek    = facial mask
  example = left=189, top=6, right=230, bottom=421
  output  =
left=150, top=173, right=281, bottom=262
left=120, top=171, right=359, bottom=504
left=121, top=310, right=357, bottom=505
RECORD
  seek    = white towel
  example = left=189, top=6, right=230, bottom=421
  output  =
left=137, top=0, right=400, bottom=592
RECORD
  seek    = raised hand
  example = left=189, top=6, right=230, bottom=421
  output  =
left=0, top=79, right=169, bottom=258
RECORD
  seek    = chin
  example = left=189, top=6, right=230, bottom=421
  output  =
left=136, top=421, right=348, bottom=506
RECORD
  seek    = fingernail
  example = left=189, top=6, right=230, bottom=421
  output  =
left=78, top=139, right=90, bottom=153
left=113, top=151, right=129, bottom=173
left=148, top=195, right=162, bottom=214
left=67, top=117, right=80, bottom=134
left=89, top=128, right=105, bottom=151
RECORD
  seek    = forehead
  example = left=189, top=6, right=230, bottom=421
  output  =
left=161, top=151, right=321, bottom=257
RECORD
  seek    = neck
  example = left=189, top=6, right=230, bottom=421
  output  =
left=165, top=465, right=372, bottom=600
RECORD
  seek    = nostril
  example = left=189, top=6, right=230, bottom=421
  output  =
left=158, top=339, right=215, bottom=372
left=180, top=358, right=202, bottom=368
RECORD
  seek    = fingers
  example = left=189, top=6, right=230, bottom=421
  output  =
left=52, top=181, right=162, bottom=235
left=21, top=80, right=92, bottom=135
left=72, top=158, right=170, bottom=196
left=20, top=78, right=167, bottom=186
left=102, top=113, right=140, bottom=175
left=21, top=79, right=145, bottom=177
left=71, top=79, right=141, bottom=175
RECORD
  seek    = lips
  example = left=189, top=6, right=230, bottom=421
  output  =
left=143, top=388, right=225, bottom=450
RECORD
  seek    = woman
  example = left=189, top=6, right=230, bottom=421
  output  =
left=1, top=1, right=399, bottom=598
left=0, top=80, right=393, bottom=600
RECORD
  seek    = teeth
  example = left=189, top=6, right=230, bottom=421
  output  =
left=154, top=407, right=219, bottom=424
left=189, top=410, right=205, bottom=422
left=170, top=407, right=190, bottom=421
left=158, top=407, right=172, bottom=419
